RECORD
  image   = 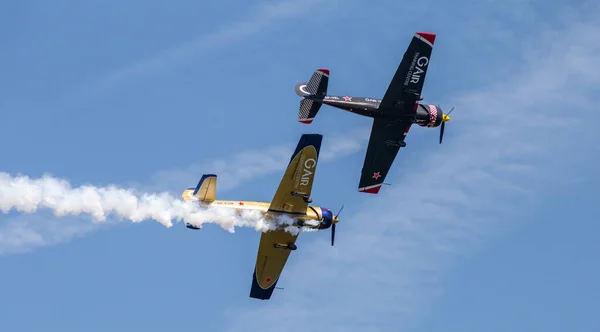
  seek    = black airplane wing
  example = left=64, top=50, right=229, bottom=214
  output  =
left=358, top=118, right=412, bottom=194
left=378, top=32, right=436, bottom=115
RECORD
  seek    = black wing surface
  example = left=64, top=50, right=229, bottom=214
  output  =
left=378, top=32, right=436, bottom=115
left=358, top=118, right=412, bottom=194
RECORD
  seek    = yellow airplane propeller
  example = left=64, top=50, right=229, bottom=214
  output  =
left=439, top=106, right=454, bottom=144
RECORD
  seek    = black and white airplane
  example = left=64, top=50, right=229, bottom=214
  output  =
left=294, top=31, right=453, bottom=194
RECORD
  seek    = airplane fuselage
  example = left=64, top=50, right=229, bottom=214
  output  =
left=317, top=95, right=384, bottom=118
left=182, top=195, right=337, bottom=230
left=201, top=199, right=326, bottom=221
left=309, top=95, right=442, bottom=128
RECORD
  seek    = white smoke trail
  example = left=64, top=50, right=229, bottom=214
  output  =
left=0, top=172, right=304, bottom=234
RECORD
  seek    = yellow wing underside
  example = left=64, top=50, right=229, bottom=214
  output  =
left=254, top=230, right=299, bottom=289
left=250, top=134, right=322, bottom=300
left=267, top=144, right=319, bottom=214
left=255, top=143, right=318, bottom=289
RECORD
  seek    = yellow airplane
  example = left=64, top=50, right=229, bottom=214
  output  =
left=181, top=133, right=342, bottom=300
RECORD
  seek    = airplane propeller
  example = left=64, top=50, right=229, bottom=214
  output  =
left=439, top=106, right=454, bottom=144
left=331, top=204, right=344, bottom=246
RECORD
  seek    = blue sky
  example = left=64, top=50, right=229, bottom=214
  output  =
left=1, top=0, right=600, bottom=331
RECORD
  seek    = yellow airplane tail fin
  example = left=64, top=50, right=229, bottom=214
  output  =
left=181, top=174, right=217, bottom=202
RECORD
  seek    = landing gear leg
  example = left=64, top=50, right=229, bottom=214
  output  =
left=291, top=191, right=312, bottom=203
left=274, top=243, right=297, bottom=251
left=385, top=140, right=406, bottom=148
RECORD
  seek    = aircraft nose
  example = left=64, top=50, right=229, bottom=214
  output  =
left=442, top=114, right=451, bottom=122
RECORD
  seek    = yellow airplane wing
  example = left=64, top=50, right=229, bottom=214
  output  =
left=267, top=133, right=323, bottom=215
left=249, top=229, right=299, bottom=299
left=249, top=134, right=323, bottom=300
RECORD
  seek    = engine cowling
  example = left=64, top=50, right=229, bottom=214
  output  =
left=317, top=207, right=334, bottom=230
left=415, top=104, right=443, bottom=128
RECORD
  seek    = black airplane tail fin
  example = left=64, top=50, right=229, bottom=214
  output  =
left=296, top=68, right=329, bottom=124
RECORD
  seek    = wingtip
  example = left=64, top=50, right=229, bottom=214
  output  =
left=416, top=32, right=436, bottom=45
left=316, top=68, right=330, bottom=76
left=249, top=268, right=276, bottom=300
left=358, top=184, right=382, bottom=194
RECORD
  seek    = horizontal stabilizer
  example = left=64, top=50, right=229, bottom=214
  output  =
left=295, top=69, right=329, bottom=124
left=294, top=68, right=329, bottom=97
left=298, top=99, right=321, bottom=124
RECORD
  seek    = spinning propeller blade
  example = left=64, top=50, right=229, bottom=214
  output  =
left=331, top=205, right=344, bottom=246
left=439, top=106, right=454, bottom=144
left=331, top=224, right=336, bottom=246
left=335, top=205, right=344, bottom=218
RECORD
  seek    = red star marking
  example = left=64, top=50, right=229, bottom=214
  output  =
left=265, top=277, right=272, bottom=283
left=238, top=202, right=244, bottom=206
left=372, top=172, right=381, bottom=180
left=343, top=96, right=352, bottom=101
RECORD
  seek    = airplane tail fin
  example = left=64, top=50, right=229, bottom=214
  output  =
left=181, top=174, right=217, bottom=203
left=295, top=68, right=329, bottom=124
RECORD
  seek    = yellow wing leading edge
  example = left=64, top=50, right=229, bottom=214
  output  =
left=249, top=133, right=323, bottom=300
